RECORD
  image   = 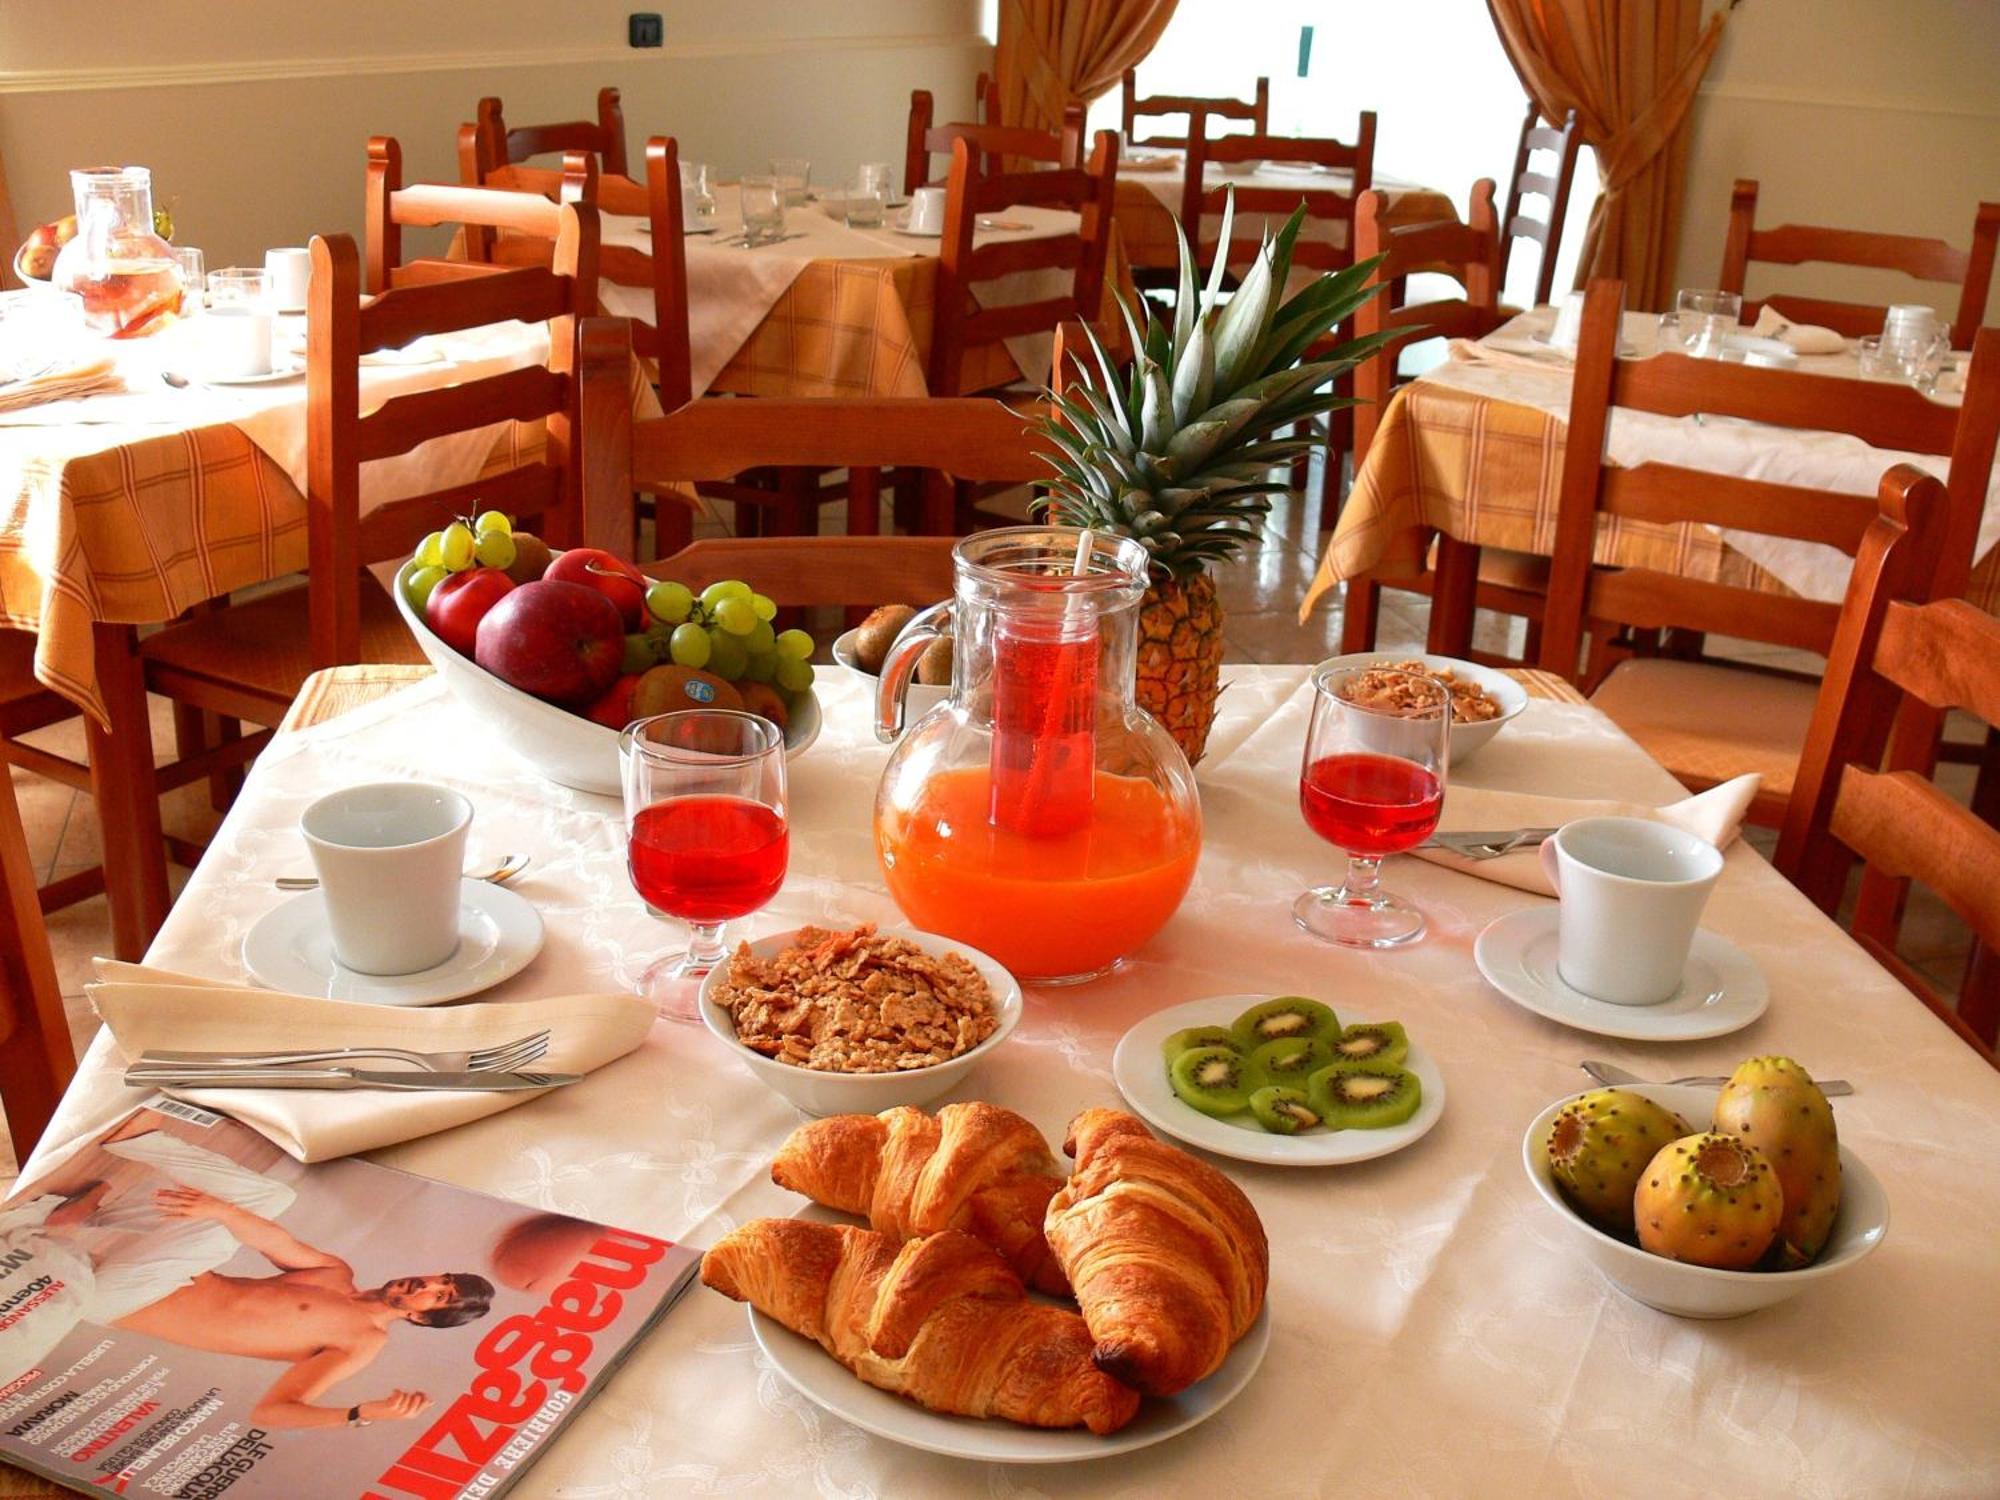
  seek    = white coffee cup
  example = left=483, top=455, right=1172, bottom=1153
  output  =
left=263, top=247, right=312, bottom=313
left=1547, top=291, right=1585, bottom=352
left=301, top=782, right=473, bottom=975
left=905, top=185, right=947, bottom=235
left=1537, top=817, right=1723, bottom=1006
left=201, top=305, right=274, bottom=378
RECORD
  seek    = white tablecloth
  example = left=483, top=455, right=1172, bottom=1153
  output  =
left=1124, top=153, right=1430, bottom=256
left=22, top=669, right=2000, bottom=1496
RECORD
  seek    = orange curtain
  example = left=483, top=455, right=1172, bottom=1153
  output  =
left=995, top=0, right=1179, bottom=135
left=1486, top=0, right=1727, bottom=309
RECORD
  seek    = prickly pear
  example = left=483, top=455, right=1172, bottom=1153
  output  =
left=1712, top=1056, right=1841, bottom=1268
left=1547, top=1089, right=1689, bottom=1237
left=1634, top=1132, right=1783, bottom=1269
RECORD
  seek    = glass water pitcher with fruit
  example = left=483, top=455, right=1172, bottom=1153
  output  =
left=52, top=166, right=183, bottom=338
left=873, top=527, right=1201, bottom=984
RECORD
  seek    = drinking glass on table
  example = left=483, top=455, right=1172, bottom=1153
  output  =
left=1294, top=663, right=1450, bottom=948
left=172, top=247, right=204, bottom=315
left=620, top=710, right=789, bottom=1020
left=202, top=267, right=274, bottom=378
left=856, top=161, right=895, bottom=200
left=843, top=178, right=886, bottom=228
left=739, top=176, right=787, bottom=246
left=769, top=157, right=811, bottom=205
left=679, top=160, right=716, bottom=228
left=1660, top=289, right=1741, bottom=358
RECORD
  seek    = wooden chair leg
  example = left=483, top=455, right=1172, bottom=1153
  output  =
left=209, top=715, right=245, bottom=811
left=772, top=468, right=816, bottom=539
left=87, top=624, right=168, bottom=960
left=847, top=467, right=883, bottom=537
left=1427, top=538, right=1480, bottom=656
left=1340, top=575, right=1381, bottom=653
left=0, top=770, right=75, bottom=1160
left=919, top=470, right=955, bottom=535
left=653, top=491, right=694, bottom=558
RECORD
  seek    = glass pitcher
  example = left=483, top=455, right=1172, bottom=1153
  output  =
left=873, top=527, right=1202, bottom=985
left=51, top=167, right=183, bottom=338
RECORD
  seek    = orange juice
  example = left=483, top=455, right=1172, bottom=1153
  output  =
left=876, top=765, right=1200, bottom=980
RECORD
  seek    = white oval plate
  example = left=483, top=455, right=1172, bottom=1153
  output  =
left=1474, top=906, right=1769, bottom=1041
left=1112, top=995, right=1445, bottom=1166
left=241, top=879, right=543, bottom=1005
left=195, top=358, right=304, bottom=386
left=748, top=1204, right=1270, bottom=1464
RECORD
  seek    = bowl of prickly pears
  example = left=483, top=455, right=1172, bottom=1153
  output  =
left=1521, top=1065, right=1887, bottom=1318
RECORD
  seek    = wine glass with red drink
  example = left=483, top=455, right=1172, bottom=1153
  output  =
left=620, top=711, right=788, bottom=1020
left=1295, top=663, right=1449, bottom=948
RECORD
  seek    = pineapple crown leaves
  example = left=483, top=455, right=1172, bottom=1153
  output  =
left=1031, top=189, right=1394, bottom=577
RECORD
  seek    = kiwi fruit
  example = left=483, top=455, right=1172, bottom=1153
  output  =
left=1246, top=1036, right=1334, bottom=1091
left=1161, top=1026, right=1241, bottom=1064
left=914, top=634, right=954, bottom=686
left=1329, top=1021, right=1409, bottom=1067
left=1250, top=1086, right=1321, bottom=1135
left=1232, top=996, right=1341, bottom=1050
left=851, top=604, right=916, bottom=673
left=1169, top=1046, right=1253, bottom=1118
left=1308, top=1062, right=1422, bottom=1130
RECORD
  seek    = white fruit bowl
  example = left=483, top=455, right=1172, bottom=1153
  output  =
left=1522, top=1082, right=1889, bottom=1319
left=1315, top=652, right=1527, bottom=766
left=698, top=926, right=1021, bottom=1117
left=831, top=627, right=949, bottom=733
left=393, top=559, right=820, bottom=797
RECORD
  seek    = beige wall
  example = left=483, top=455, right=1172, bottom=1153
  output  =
left=0, top=0, right=987, bottom=267
left=1677, top=0, right=2000, bottom=323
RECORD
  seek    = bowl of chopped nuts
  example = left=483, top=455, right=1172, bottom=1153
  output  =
left=697, top=923, right=1023, bottom=1116
left=1318, top=653, right=1529, bottom=766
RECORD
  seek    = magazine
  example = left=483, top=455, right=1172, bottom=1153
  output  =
left=0, top=1101, right=700, bottom=1498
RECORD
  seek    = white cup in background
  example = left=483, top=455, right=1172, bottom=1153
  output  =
left=905, top=185, right=947, bottom=235
left=1547, top=291, right=1585, bottom=352
left=263, top=247, right=312, bottom=313
left=200, top=305, right=273, bottom=378
left=301, top=782, right=473, bottom=975
left=1538, top=817, right=1723, bottom=1006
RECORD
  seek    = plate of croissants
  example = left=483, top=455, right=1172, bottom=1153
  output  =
left=700, top=1103, right=1271, bottom=1460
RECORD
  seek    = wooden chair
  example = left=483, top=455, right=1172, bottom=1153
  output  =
left=1, top=758, right=77, bottom=1162
left=1719, top=179, right=2000, bottom=349
left=1777, top=534, right=2000, bottom=1067
left=647, top=536, right=959, bottom=612
left=904, top=90, right=1085, bottom=195
left=1121, top=69, right=1269, bottom=148
left=1535, top=280, right=2000, bottom=827
left=1498, top=104, right=1580, bottom=308
left=472, top=88, right=628, bottom=180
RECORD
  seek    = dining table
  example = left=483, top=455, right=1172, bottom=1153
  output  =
left=12, top=660, right=1999, bottom=1497
left=1303, top=304, right=2000, bottom=618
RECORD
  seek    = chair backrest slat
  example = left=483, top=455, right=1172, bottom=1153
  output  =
left=904, top=90, right=1084, bottom=194
left=475, top=88, right=628, bottom=177
left=646, top=536, right=960, bottom=609
left=1120, top=69, right=1269, bottom=148
left=357, top=366, right=570, bottom=463
left=1498, top=104, right=1581, bottom=307
left=1179, top=114, right=1375, bottom=272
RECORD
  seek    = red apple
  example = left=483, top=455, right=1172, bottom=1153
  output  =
left=426, top=567, right=515, bottom=657
left=585, top=673, right=640, bottom=729
left=544, top=547, right=646, bottom=629
left=475, top=578, right=625, bottom=705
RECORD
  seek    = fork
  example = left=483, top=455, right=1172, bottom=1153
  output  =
left=1581, top=1060, right=1854, bottom=1097
left=274, top=854, right=529, bottom=892
left=1421, top=827, right=1559, bottom=860
left=137, top=1029, right=551, bottom=1075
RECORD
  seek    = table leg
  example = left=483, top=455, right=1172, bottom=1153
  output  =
left=86, top=623, right=168, bottom=959
left=1427, top=537, right=1480, bottom=656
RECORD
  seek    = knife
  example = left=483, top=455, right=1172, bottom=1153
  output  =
left=123, top=1066, right=579, bottom=1092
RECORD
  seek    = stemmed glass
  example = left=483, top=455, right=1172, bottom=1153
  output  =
left=1294, top=663, right=1449, bottom=948
left=620, top=711, right=788, bottom=1020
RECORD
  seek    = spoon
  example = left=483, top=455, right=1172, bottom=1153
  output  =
left=274, top=854, right=530, bottom=893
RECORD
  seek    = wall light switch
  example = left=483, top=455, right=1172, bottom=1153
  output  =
left=629, top=12, right=664, bottom=48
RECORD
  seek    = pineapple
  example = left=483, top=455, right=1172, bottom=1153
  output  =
left=1033, top=194, right=1388, bottom=762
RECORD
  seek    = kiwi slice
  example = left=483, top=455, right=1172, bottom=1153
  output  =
left=1250, top=1086, right=1321, bottom=1135
left=1232, top=996, right=1341, bottom=1050
left=1169, top=1046, right=1253, bottom=1118
left=1247, top=1036, right=1334, bottom=1091
left=1308, top=1062, right=1422, bottom=1130
left=1329, top=1021, right=1409, bottom=1067
left=1161, top=1026, right=1242, bottom=1064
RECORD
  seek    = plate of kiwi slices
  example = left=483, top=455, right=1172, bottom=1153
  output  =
left=1112, top=995, right=1445, bottom=1165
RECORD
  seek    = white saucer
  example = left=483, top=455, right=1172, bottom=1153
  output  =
left=1473, top=906, right=1768, bottom=1041
left=198, top=358, right=304, bottom=386
left=889, top=222, right=943, bottom=239
left=1112, top=995, right=1445, bottom=1166
left=241, top=879, right=543, bottom=1005
left=749, top=1206, right=1268, bottom=1462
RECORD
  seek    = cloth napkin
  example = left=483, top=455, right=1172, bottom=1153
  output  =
left=0, top=353, right=121, bottom=412
left=1121, top=152, right=1183, bottom=173
left=86, top=962, right=655, bottom=1163
left=1751, top=306, right=1846, bottom=355
left=1412, top=774, right=1760, bottom=896
left=1445, top=337, right=1572, bottom=374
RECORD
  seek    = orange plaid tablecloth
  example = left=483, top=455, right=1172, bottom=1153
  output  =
left=1113, top=178, right=1457, bottom=269
left=1300, top=380, right=2000, bottom=618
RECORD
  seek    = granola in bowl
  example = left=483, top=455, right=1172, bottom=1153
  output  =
left=1339, top=660, right=1502, bottom=724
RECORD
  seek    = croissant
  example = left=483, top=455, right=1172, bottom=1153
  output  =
left=1043, top=1107, right=1268, bottom=1397
left=701, top=1218, right=1140, bottom=1434
left=770, top=1103, right=1070, bottom=1294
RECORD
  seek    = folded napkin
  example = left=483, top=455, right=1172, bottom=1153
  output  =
left=1412, top=774, right=1760, bottom=896
left=1445, top=336, right=1572, bottom=374
left=1121, top=152, right=1183, bottom=173
left=87, top=962, right=655, bottom=1163
left=0, top=353, right=121, bottom=412
left=1751, top=306, right=1845, bottom=356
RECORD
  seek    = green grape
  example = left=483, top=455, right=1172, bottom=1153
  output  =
left=403, top=564, right=449, bottom=613
left=706, top=629, right=749, bottom=680
left=415, top=531, right=446, bottom=569
left=473, top=529, right=517, bottom=570
left=473, top=510, right=513, bottom=536
left=774, top=628, right=814, bottom=661
left=774, top=657, right=815, bottom=693
left=743, top=651, right=778, bottom=683
left=440, top=521, right=475, bottom=571
left=744, top=619, right=775, bottom=655
left=646, top=580, right=694, bottom=625
left=699, top=579, right=753, bottom=610
left=668, top=622, right=711, bottom=669
left=712, top=597, right=757, bottom=636
left=750, top=593, right=778, bottom=622
left=621, top=632, right=658, bottom=675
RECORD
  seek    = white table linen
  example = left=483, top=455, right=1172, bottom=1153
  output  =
left=20, top=668, right=2000, bottom=1496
